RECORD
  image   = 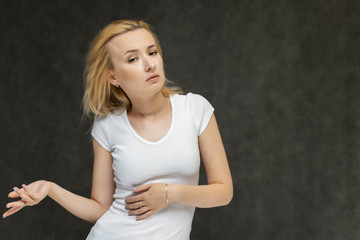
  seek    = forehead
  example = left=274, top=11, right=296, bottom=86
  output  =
left=107, top=28, right=156, bottom=56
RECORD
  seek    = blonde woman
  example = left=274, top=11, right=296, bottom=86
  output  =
left=3, top=20, right=233, bottom=239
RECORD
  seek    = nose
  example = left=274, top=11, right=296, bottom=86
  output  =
left=144, top=56, right=155, bottom=72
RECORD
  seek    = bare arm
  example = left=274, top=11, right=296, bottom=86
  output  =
left=3, top=139, right=115, bottom=223
left=47, top=138, right=115, bottom=222
left=168, top=114, right=233, bottom=207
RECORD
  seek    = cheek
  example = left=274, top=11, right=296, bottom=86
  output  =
left=117, top=66, right=138, bottom=82
left=157, top=59, right=164, bottom=73
left=116, top=68, right=143, bottom=91
left=158, top=56, right=164, bottom=67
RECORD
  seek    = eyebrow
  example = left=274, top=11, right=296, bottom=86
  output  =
left=124, top=44, right=156, bottom=55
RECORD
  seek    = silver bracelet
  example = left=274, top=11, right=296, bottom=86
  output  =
left=165, top=184, right=169, bottom=206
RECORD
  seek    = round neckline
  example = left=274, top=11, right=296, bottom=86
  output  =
left=124, top=96, right=175, bottom=145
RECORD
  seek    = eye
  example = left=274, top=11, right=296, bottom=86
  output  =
left=149, top=50, right=158, bottom=56
left=128, top=57, right=137, bottom=63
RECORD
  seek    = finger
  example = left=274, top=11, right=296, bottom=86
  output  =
left=22, top=184, right=36, bottom=201
left=13, top=187, right=34, bottom=205
left=8, top=190, right=20, bottom=198
left=129, top=206, right=149, bottom=216
left=136, top=210, right=153, bottom=221
left=3, top=200, right=26, bottom=218
left=3, top=206, right=22, bottom=218
left=126, top=201, right=145, bottom=210
left=133, top=184, right=151, bottom=193
left=125, top=194, right=144, bottom=204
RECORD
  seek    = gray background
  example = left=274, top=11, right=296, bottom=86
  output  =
left=1, top=0, right=359, bottom=239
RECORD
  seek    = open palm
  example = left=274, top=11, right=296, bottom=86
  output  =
left=3, top=180, right=51, bottom=218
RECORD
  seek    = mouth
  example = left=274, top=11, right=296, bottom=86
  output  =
left=146, top=74, right=160, bottom=82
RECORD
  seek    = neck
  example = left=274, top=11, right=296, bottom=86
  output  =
left=128, top=91, right=170, bottom=118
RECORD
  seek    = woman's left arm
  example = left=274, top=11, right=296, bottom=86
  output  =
left=125, top=114, right=232, bottom=220
left=169, top=113, right=233, bottom=207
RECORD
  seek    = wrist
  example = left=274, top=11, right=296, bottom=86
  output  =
left=167, top=184, right=181, bottom=205
left=46, top=181, right=55, bottom=197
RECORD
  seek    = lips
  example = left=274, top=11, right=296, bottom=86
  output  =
left=146, top=74, right=160, bottom=81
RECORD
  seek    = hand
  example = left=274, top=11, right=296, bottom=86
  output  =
left=3, top=180, right=52, bottom=218
left=125, top=183, right=168, bottom=221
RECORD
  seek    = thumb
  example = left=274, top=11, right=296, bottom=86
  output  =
left=133, top=184, right=151, bottom=193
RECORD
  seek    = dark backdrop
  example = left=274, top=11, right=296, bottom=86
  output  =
left=1, top=0, right=359, bottom=239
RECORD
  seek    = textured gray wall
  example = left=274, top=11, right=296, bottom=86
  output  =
left=1, top=0, right=359, bottom=239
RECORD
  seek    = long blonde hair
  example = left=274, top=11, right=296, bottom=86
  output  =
left=83, top=20, right=182, bottom=117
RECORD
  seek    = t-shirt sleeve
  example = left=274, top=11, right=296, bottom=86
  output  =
left=91, top=116, right=111, bottom=151
left=188, top=93, right=215, bottom=136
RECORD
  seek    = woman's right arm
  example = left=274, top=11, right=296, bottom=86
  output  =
left=3, top=139, right=115, bottom=223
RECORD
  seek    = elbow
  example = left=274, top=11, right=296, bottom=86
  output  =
left=88, top=200, right=112, bottom=223
left=226, top=192, right=233, bottom=206
left=88, top=205, right=109, bottom=224
left=223, top=182, right=233, bottom=206
left=89, top=218, right=98, bottom=224
left=221, top=189, right=233, bottom=206
left=216, top=184, right=233, bottom=207
left=210, top=182, right=233, bottom=207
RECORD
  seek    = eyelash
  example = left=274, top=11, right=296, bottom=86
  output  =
left=149, top=50, right=157, bottom=56
left=128, top=51, right=158, bottom=63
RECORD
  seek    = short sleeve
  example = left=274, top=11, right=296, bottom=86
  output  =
left=187, top=93, right=215, bottom=136
left=91, top=116, right=111, bottom=151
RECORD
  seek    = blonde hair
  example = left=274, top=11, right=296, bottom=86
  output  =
left=83, top=20, right=182, bottom=117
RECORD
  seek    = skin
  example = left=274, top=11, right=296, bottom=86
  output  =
left=3, top=29, right=233, bottom=222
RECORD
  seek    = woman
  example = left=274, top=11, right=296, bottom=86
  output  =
left=3, top=20, right=233, bottom=239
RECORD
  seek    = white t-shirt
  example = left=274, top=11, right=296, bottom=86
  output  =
left=86, top=93, right=214, bottom=240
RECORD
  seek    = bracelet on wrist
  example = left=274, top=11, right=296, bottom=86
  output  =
left=165, top=184, right=168, bottom=206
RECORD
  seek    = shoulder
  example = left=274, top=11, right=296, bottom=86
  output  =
left=171, top=92, right=212, bottom=108
left=93, top=109, right=125, bottom=124
left=172, top=93, right=214, bottom=135
left=92, top=109, right=126, bottom=132
left=91, top=110, right=126, bottom=151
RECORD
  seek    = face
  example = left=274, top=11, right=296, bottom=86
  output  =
left=107, top=28, right=165, bottom=99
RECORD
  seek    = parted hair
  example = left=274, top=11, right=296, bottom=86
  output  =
left=83, top=20, right=182, bottom=117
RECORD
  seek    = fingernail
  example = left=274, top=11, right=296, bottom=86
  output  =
left=22, top=184, right=26, bottom=187
left=128, top=212, right=131, bottom=216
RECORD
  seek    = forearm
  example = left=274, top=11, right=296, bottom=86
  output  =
left=168, top=183, right=233, bottom=208
left=48, top=182, right=109, bottom=223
